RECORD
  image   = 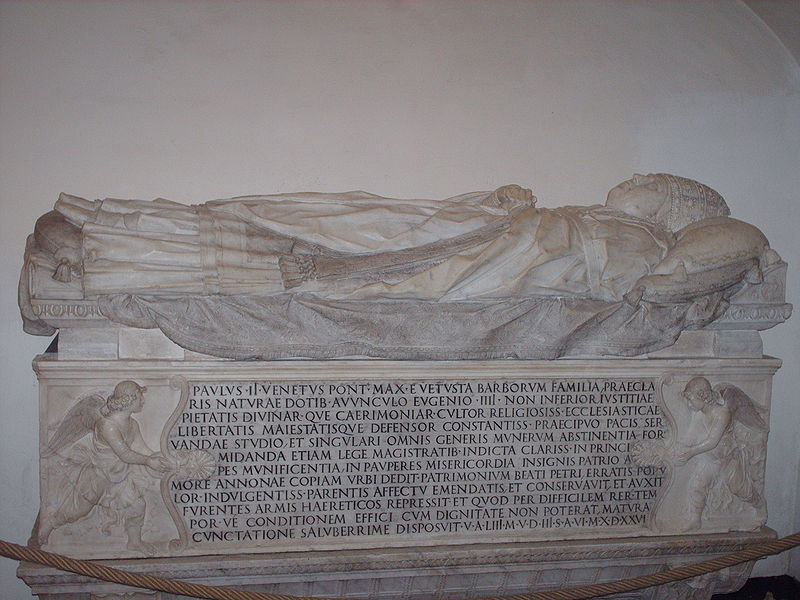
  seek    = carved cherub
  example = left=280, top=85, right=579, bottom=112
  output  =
left=674, top=377, right=767, bottom=530
left=632, top=376, right=768, bottom=532
left=40, top=380, right=169, bottom=554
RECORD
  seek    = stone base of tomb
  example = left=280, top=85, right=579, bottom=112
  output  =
left=17, top=188, right=795, bottom=600
left=17, top=528, right=772, bottom=600
left=21, top=327, right=783, bottom=599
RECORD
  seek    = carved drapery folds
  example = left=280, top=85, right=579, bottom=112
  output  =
left=18, top=175, right=791, bottom=359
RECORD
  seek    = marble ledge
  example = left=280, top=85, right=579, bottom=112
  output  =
left=48, top=327, right=776, bottom=362
left=32, top=352, right=783, bottom=382
left=18, top=529, right=775, bottom=600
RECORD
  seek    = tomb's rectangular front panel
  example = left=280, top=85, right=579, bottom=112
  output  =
left=35, top=358, right=779, bottom=559
left=170, top=376, right=667, bottom=546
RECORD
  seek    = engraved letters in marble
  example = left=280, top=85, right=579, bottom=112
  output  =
left=34, top=361, right=777, bottom=560
left=165, top=376, right=667, bottom=553
left=20, top=174, right=791, bottom=600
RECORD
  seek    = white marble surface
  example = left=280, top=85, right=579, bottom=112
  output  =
left=2, top=3, right=800, bottom=599
left=21, top=176, right=790, bottom=360
left=19, top=529, right=771, bottom=600
left=33, top=355, right=779, bottom=561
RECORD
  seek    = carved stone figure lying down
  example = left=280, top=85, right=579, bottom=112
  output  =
left=22, top=174, right=785, bottom=359
left=34, top=174, right=778, bottom=306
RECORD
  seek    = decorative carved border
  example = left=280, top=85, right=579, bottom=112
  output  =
left=31, top=300, right=103, bottom=319
left=642, top=375, right=676, bottom=531
left=709, top=303, right=792, bottom=330
left=159, top=376, right=190, bottom=551
left=19, top=531, right=774, bottom=584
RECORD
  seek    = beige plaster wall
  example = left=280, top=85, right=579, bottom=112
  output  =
left=0, top=1, right=798, bottom=597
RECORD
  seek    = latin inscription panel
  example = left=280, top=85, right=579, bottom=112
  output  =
left=167, top=377, right=668, bottom=552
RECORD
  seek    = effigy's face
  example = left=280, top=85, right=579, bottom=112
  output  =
left=606, top=174, right=669, bottom=221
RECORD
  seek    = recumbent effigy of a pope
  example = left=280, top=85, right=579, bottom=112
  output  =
left=16, top=173, right=793, bottom=600
left=20, top=173, right=789, bottom=359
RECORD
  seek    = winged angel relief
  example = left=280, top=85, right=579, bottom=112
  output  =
left=633, top=377, right=768, bottom=532
left=40, top=381, right=215, bottom=554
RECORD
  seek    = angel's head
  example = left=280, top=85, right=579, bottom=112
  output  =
left=682, top=377, right=720, bottom=411
left=106, top=380, right=147, bottom=414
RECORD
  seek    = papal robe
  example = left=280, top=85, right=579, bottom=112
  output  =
left=57, top=190, right=673, bottom=303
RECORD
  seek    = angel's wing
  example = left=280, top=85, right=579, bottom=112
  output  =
left=43, top=393, right=105, bottom=457
left=716, top=384, right=768, bottom=432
